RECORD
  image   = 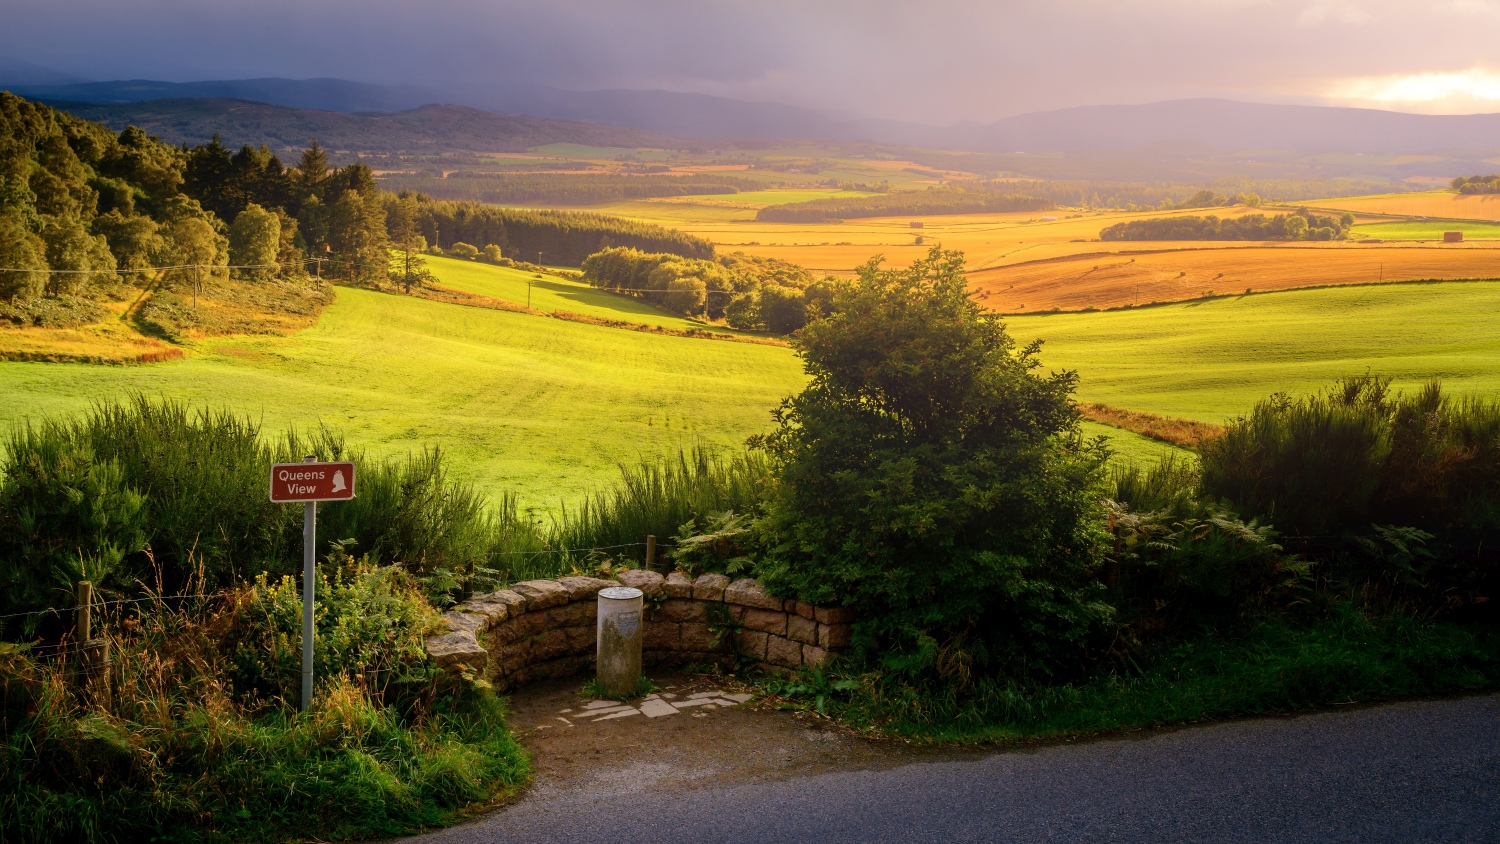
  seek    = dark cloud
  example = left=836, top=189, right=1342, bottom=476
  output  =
left=6, top=0, right=1500, bottom=121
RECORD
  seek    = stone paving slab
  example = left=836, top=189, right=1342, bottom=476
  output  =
left=556, top=689, right=751, bottom=726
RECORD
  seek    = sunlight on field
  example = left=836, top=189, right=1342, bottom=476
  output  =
left=423, top=255, right=754, bottom=333
left=0, top=288, right=805, bottom=504
left=1353, top=220, right=1500, bottom=240
left=1296, top=190, right=1500, bottom=221
left=600, top=200, right=1288, bottom=276
left=1010, top=280, right=1500, bottom=422
left=971, top=244, right=1500, bottom=312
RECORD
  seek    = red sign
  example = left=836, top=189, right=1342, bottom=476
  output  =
left=270, top=461, right=356, bottom=503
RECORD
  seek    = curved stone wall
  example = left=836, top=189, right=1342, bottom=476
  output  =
left=424, top=570, right=853, bottom=691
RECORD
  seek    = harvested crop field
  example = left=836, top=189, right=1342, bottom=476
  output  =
left=1296, top=190, right=1500, bottom=221
left=970, top=244, right=1500, bottom=312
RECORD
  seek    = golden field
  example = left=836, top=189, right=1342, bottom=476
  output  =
left=592, top=191, right=1500, bottom=311
left=1295, top=190, right=1500, bottom=221
left=969, top=244, right=1500, bottom=312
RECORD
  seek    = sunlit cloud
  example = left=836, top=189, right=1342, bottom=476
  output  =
left=1298, top=0, right=1373, bottom=26
left=1327, top=69, right=1500, bottom=113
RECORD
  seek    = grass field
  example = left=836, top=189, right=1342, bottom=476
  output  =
left=1296, top=190, right=1500, bottom=221
left=424, top=254, right=747, bottom=333
left=1354, top=220, right=1500, bottom=240
left=971, top=244, right=1500, bottom=312
left=0, top=287, right=806, bottom=504
left=1006, top=280, right=1500, bottom=422
left=0, top=261, right=1178, bottom=504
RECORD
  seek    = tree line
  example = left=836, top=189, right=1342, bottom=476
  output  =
left=0, top=93, right=719, bottom=318
left=375, top=172, right=762, bottom=206
left=580, top=246, right=839, bottom=334
left=1451, top=174, right=1500, bottom=194
left=1100, top=210, right=1354, bottom=242
left=410, top=199, right=714, bottom=266
left=755, top=188, right=1053, bottom=223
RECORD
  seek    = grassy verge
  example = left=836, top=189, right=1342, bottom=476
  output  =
left=782, top=604, right=1499, bottom=744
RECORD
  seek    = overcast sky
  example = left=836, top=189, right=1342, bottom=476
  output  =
left=7, top=0, right=1500, bottom=123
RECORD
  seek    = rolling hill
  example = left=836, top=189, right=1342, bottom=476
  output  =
left=36, top=98, right=686, bottom=153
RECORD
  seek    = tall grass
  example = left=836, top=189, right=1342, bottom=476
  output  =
left=0, top=560, right=529, bottom=844
left=0, top=398, right=772, bottom=619
left=551, top=445, right=771, bottom=560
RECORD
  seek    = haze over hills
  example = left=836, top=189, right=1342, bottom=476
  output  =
left=9, top=73, right=1500, bottom=160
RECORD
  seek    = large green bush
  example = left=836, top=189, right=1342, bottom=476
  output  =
left=755, top=248, right=1112, bottom=679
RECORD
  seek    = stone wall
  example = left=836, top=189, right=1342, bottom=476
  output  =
left=424, top=570, right=853, bottom=692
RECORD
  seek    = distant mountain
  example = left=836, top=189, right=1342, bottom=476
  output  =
left=0, top=57, right=87, bottom=87
left=10, top=77, right=440, bottom=113
left=15, top=75, right=1500, bottom=156
left=43, top=98, right=685, bottom=153
left=971, top=99, right=1500, bottom=154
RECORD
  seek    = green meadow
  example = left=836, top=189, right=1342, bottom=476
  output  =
left=425, top=254, right=741, bottom=333
left=17, top=265, right=1486, bottom=506
left=1009, top=280, right=1500, bottom=423
left=1354, top=220, right=1500, bottom=240
left=0, top=286, right=805, bottom=504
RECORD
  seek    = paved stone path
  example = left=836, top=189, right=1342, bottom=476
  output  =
left=409, top=693, right=1500, bottom=844
left=557, top=690, right=755, bottom=725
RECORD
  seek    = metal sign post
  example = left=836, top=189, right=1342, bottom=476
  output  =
left=270, top=456, right=356, bottom=711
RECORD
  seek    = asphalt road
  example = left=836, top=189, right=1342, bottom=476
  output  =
left=415, top=694, right=1500, bottom=844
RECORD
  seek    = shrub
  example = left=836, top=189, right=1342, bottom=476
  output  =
left=0, top=398, right=499, bottom=619
left=447, top=241, right=479, bottom=260
left=0, top=564, right=527, bottom=843
left=1200, top=376, right=1500, bottom=596
left=755, top=248, right=1112, bottom=680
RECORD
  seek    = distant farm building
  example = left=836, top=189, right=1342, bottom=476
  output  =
left=1444, top=231, right=1464, bottom=243
left=910, top=221, right=924, bottom=229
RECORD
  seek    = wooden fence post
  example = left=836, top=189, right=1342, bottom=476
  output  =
left=646, top=535, right=657, bottom=572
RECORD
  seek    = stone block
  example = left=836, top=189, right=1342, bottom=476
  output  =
left=725, top=579, right=783, bottom=611
left=754, top=661, right=791, bottom=676
left=569, top=601, right=597, bottom=624
left=740, top=608, right=788, bottom=636
left=489, top=619, right=522, bottom=645
left=644, top=650, right=685, bottom=669
left=734, top=629, right=769, bottom=660
left=681, top=623, right=720, bottom=652
left=564, top=625, right=596, bottom=654
left=556, top=576, right=616, bottom=601
left=533, top=628, right=569, bottom=661
left=462, top=589, right=526, bottom=622
left=766, top=634, right=802, bottom=668
left=787, top=600, right=816, bottom=620
left=657, top=599, right=708, bottom=623
left=512, top=579, right=569, bottom=610
left=644, top=621, right=681, bottom=650
left=508, top=667, right=534, bottom=687
left=442, top=611, right=486, bottom=636
left=814, top=605, right=856, bottom=625
left=818, top=622, right=853, bottom=650
left=802, top=643, right=829, bottom=666
left=425, top=631, right=487, bottom=673
left=692, top=573, right=730, bottom=601
left=616, top=569, right=665, bottom=597
left=787, top=614, right=818, bottom=645
left=497, top=643, right=530, bottom=676
left=664, top=571, right=695, bottom=598
left=544, top=605, right=575, bottom=628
